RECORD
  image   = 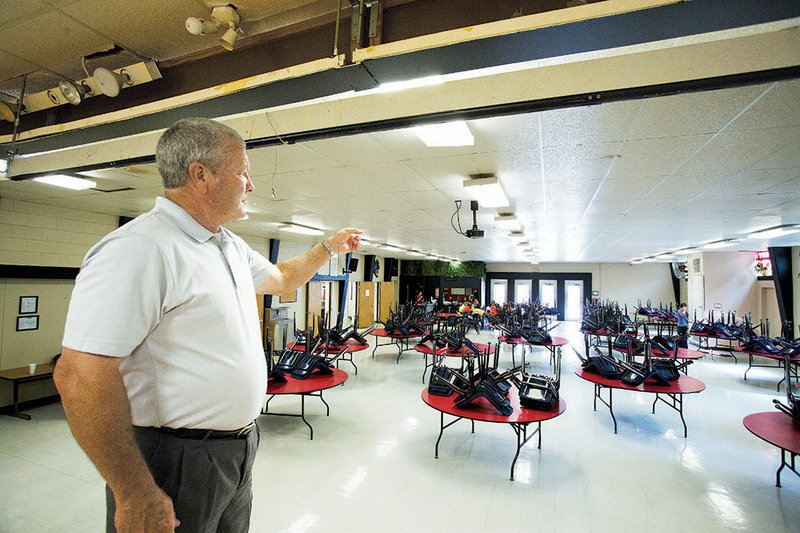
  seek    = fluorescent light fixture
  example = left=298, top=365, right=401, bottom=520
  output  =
left=408, top=251, right=425, bottom=257
left=630, top=260, right=643, bottom=265
left=675, top=247, right=700, bottom=254
left=494, top=213, right=520, bottom=230
left=33, top=174, right=96, bottom=190
left=746, top=224, right=800, bottom=239
left=0, top=158, right=8, bottom=175
left=640, top=257, right=659, bottom=262
left=702, top=239, right=741, bottom=250
left=413, top=121, right=473, bottom=147
left=380, top=244, right=402, bottom=252
left=377, top=75, right=443, bottom=93
left=278, top=223, right=324, bottom=236
left=463, top=175, right=509, bottom=208
left=508, top=231, right=527, bottom=242
left=516, top=241, right=530, bottom=248
left=655, top=254, right=676, bottom=260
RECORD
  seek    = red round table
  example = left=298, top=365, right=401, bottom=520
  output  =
left=421, top=387, right=566, bottom=480
left=414, top=342, right=491, bottom=383
left=287, top=340, right=369, bottom=375
left=575, top=368, right=705, bottom=437
left=264, top=368, right=348, bottom=440
left=369, top=327, right=425, bottom=363
left=741, top=350, right=799, bottom=391
left=743, top=411, right=800, bottom=487
left=497, top=335, right=569, bottom=371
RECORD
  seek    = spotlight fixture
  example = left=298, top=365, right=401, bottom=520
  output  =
left=58, top=80, right=87, bottom=105
left=93, top=67, right=132, bottom=98
left=185, top=5, right=242, bottom=51
left=0, top=101, right=16, bottom=122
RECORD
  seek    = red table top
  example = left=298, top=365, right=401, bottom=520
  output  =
left=743, top=411, right=800, bottom=454
left=287, top=341, right=368, bottom=354
left=740, top=349, right=800, bottom=362
left=498, top=335, right=569, bottom=347
left=369, top=327, right=426, bottom=339
left=614, top=346, right=706, bottom=360
left=267, top=368, right=347, bottom=395
left=414, top=342, right=490, bottom=356
left=574, top=368, right=706, bottom=394
left=421, top=388, right=566, bottom=424
left=436, top=312, right=461, bottom=318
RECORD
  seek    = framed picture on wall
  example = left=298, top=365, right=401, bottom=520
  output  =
left=19, top=296, right=38, bottom=314
left=16, top=315, right=39, bottom=331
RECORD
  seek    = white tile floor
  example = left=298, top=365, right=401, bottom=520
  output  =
left=1, top=321, right=798, bottom=532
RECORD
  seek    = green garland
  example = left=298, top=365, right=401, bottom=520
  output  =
left=402, top=260, right=486, bottom=278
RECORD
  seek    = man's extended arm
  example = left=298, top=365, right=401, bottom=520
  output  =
left=54, top=347, right=178, bottom=532
left=257, top=227, right=363, bottom=295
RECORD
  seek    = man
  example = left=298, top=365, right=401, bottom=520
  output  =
left=676, top=302, right=689, bottom=349
left=54, top=117, right=363, bottom=532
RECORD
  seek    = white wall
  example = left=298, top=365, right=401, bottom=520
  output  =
left=487, top=262, right=675, bottom=311
left=793, top=246, right=799, bottom=339
left=700, top=251, right=758, bottom=320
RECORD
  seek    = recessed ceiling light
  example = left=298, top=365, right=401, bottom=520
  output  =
left=377, top=75, right=443, bottom=93
left=746, top=224, right=800, bottom=239
left=32, top=174, right=96, bottom=190
left=463, top=175, right=509, bottom=208
left=413, top=121, right=473, bottom=147
left=702, top=239, right=741, bottom=249
left=278, top=223, right=324, bottom=236
left=494, top=213, right=520, bottom=230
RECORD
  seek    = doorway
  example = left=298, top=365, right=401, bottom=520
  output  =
left=491, top=280, right=508, bottom=305
left=514, top=279, right=532, bottom=304
left=539, top=280, right=557, bottom=309
left=565, top=280, right=584, bottom=321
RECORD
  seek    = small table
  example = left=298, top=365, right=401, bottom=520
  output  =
left=369, top=328, right=424, bottom=363
left=497, top=336, right=568, bottom=370
left=575, top=369, right=705, bottom=437
left=741, top=350, right=799, bottom=391
left=0, top=363, right=56, bottom=420
left=743, top=411, right=800, bottom=487
left=619, top=347, right=705, bottom=375
left=692, top=331, right=739, bottom=363
left=287, top=340, right=369, bottom=375
left=415, top=342, right=490, bottom=383
left=263, top=368, right=347, bottom=440
left=421, top=388, right=566, bottom=480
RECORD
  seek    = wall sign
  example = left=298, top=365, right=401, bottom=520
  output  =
left=19, top=296, right=38, bottom=314
left=16, top=315, right=39, bottom=331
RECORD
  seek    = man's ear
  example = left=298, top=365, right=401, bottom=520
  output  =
left=187, top=161, right=208, bottom=190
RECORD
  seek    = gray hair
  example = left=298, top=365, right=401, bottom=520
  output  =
left=156, top=117, right=245, bottom=189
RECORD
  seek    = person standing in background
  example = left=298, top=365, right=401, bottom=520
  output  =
left=676, top=302, right=689, bottom=349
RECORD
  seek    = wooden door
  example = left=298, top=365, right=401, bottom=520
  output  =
left=379, top=281, right=395, bottom=323
left=357, top=282, right=375, bottom=328
left=306, top=281, right=324, bottom=336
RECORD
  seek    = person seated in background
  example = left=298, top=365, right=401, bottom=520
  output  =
left=458, top=300, right=472, bottom=314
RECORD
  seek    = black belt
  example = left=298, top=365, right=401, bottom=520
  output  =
left=149, top=421, right=256, bottom=440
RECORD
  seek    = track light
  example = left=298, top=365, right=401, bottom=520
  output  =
left=93, top=68, right=132, bottom=97
left=185, top=5, right=242, bottom=51
left=220, top=24, right=239, bottom=51
left=0, top=101, right=15, bottom=122
left=58, top=80, right=87, bottom=105
left=185, top=17, right=217, bottom=36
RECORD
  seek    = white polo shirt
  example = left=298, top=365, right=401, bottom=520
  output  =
left=63, top=197, right=275, bottom=430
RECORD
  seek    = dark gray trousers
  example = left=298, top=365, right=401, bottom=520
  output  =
left=107, top=425, right=260, bottom=532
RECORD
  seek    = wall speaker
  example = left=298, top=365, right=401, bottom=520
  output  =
left=348, top=257, right=359, bottom=272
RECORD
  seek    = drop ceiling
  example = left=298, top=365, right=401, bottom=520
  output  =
left=0, top=0, right=798, bottom=264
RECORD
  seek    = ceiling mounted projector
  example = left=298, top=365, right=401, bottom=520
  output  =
left=93, top=68, right=131, bottom=97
